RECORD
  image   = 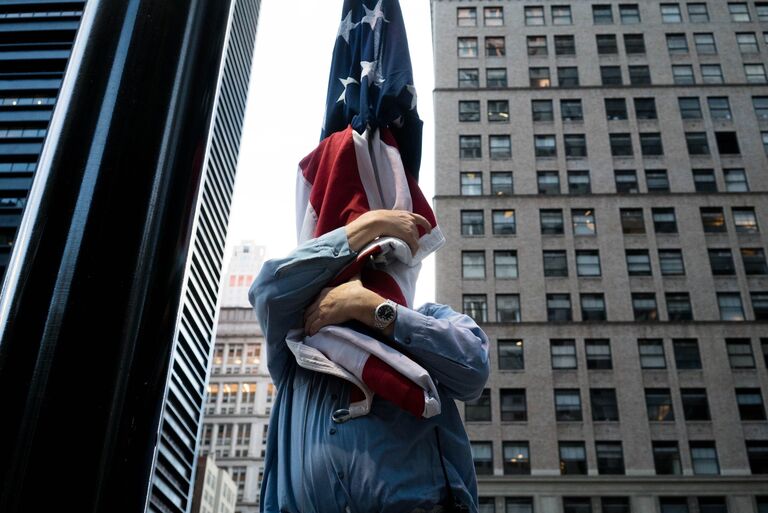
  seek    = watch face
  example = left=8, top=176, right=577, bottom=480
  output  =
left=378, top=304, right=395, bottom=322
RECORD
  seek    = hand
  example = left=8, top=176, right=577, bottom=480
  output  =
left=345, top=210, right=432, bottom=255
left=303, top=278, right=385, bottom=336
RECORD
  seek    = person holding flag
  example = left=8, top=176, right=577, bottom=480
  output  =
left=249, top=1, right=489, bottom=511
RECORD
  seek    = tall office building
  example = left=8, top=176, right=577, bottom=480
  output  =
left=0, top=2, right=86, bottom=279
left=220, top=242, right=266, bottom=308
left=431, top=1, right=768, bottom=512
left=191, top=454, right=238, bottom=513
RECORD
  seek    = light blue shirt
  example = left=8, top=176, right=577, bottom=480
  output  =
left=249, top=227, right=490, bottom=513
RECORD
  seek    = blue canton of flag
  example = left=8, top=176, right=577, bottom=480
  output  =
left=322, top=0, right=423, bottom=178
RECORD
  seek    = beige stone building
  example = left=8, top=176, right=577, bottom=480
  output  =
left=192, top=454, right=238, bottom=513
left=430, top=1, right=768, bottom=511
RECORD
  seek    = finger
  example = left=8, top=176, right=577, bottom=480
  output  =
left=411, top=213, right=432, bottom=234
left=304, top=309, right=321, bottom=335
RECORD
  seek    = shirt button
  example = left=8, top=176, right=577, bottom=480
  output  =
left=329, top=428, right=337, bottom=435
left=332, top=249, right=339, bottom=256
left=404, top=337, right=412, bottom=345
left=337, top=470, right=344, bottom=479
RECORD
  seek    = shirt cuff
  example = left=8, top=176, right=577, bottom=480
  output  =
left=393, top=305, right=428, bottom=348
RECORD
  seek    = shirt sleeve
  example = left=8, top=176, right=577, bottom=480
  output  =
left=248, top=227, right=357, bottom=384
left=391, top=303, right=490, bottom=401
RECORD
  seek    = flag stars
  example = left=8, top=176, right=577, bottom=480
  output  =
left=337, top=10, right=358, bottom=44
left=361, top=0, right=389, bottom=31
left=337, top=76, right=359, bottom=103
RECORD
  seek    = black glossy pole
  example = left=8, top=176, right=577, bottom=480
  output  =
left=0, top=0, right=233, bottom=510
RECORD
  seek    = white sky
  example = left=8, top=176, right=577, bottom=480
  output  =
left=225, top=1, right=437, bottom=306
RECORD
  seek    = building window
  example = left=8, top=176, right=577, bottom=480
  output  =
left=465, top=388, right=491, bottom=421
left=646, top=169, right=670, bottom=192
left=565, top=136, right=588, bottom=159
left=459, top=68, right=480, bottom=88
left=759, top=2, right=768, bottom=21
left=486, top=68, right=507, bottom=87
left=544, top=250, right=568, bottom=277
left=742, top=248, right=768, bottom=275
left=463, top=294, right=488, bottom=322
left=458, top=37, right=479, bottom=58
left=459, top=101, right=480, bottom=122
left=478, top=498, right=494, bottom=513
left=709, top=248, right=735, bottom=275
left=492, top=209, right=516, bottom=234
left=461, top=210, right=484, bottom=236
left=462, top=251, right=486, bottom=279
left=693, top=169, right=716, bottom=192
left=659, top=498, right=689, bottom=513
left=690, top=442, right=720, bottom=475
left=667, top=33, right=688, bottom=54
left=700, top=64, right=723, bottom=84
left=494, top=250, right=518, bottom=279
left=581, top=294, right=606, bottom=321
left=682, top=388, right=711, bottom=420
left=484, top=6, right=504, bottom=26
left=498, top=339, right=524, bottom=370
left=639, top=338, right=665, bottom=367
left=687, top=3, right=709, bottom=22
left=560, top=442, right=587, bottom=474
left=563, top=497, right=592, bottom=513
left=460, top=172, right=482, bottom=196
left=615, top=170, right=639, bottom=193
left=701, top=207, right=725, bottom=233
left=503, top=442, right=530, bottom=474
left=646, top=388, right=675, bottom=421
left=746, top=64, right=768, bottom=83
left=496, top=294, right=521, bottom=322
left=715, top=131, right=740, bottom=154
left=486, top=37, right=505, bottom=57
left=555, top=35, right=576, bottom=55
left=528, top=67, right=552, bottom=87
left=624, top=33, right=646, bottom=54
left=660, top=249, right=685, bottom=276
left=506, top=498, right=534, bottom=513
left=610, top=133, right=633, bottom=156
left=602, top=498, right=630, bottom=513
left=737, top=32, right=760, bottom=54
left=606, top=98, right=628, bottom=120
left=708, top=97, right=732, bottom=120
left=654, top=442, right=682, bottom=474
left=547, top=294, right=572, bottom=321
left=763, top=339, right=768, bottom=368
left=525, top=6, right=546, bottom=26
left=620, top=4, right=641, bottom=24
left=694, top=33, right=716, bottom=54
left=527, top=35, right=548, bottom=56
left=572, top=209, right=596, bottom=235
left=576, top=250, right=601, bottom=277
left=747, top=442, right=768, bottom=474
left=725, top=338, right=755, bottom=369
left=697, top=498, right=727, bottom=513
left=718, top=293, right=745, bottom=320
left=661, top=3, right=683, bottom=22
left=635, top=98, right=657, bottom=120
left=679, top=97, right=702, bottom=119
left=752, top=292, right=768, bottom=320
left=686, top=132, right=709, bottom=155
left=596, top=441, right=625, bottom=474
left=652, top=208, right=677, bottom=233
left=557, top=66, right=579, bottom=87
left=535, top=135, right=557, bottom=157
left=621, top=208, right=645, bottom=234
left=733, top=207, right=758, bottom=233
left=627, top=250, right=652, bottom=276
left=551, top=339, right=577, bottom=369
left=488, top=100, right=509, bottom=122
left=729, top=2, right=751, bottom=22
left=629, top=65, right=652, bottom=85
left=561, top=99, right=583, bottom=121
left=593, top=4, right=614, bottom=24
left=586, top=339, right=612, bottom=369
left=724, top=168, right=749, bottom=192
left=601, top=66, right=623, bottom=85
left=672, top=65, right=695, bottom=85
left=500, top=390, right=527, bottom=422
left=640, top=133, right=664, bottom=156
left=471, top=442, right=493, bottom=475
left=489, top=135, right=512, bottom=159
left=532, top=99, right=554, bottom=121
left=534, top=171, right=558, bottom=193
left=457, top=7, right=477, bottom=26
left=541, top=208, right=564, bottom=234
left=754, top=96, right=768, bottom=119
left=737, top=388, right=766, bottom=420
left=552, top=5, right=572, bottom=25
left=763, top=131, right=768, bottom=154
left=591, top=388, right=619, bottom=421
left=491, top=172, right=514, bottom=196
left=459, top=135, right=481, bottom=159
left=597, top=34, right=619, bottom=55
left=666, top=292, right=693, bottom=321
left=673, top=339, right=702, bottom=369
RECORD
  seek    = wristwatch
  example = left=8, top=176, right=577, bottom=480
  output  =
left=374, top=299, right=398, bottom=330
